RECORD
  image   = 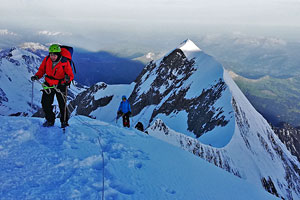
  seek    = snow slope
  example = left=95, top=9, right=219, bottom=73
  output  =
left=0, top=116, right=279, bottom=200
left=0, top=47, right=42, bottom=115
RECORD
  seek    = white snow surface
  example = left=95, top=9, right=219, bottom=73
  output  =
left=19, top=42, right=48, bottom=52
left=178, top=39, right=202, bottom=53
left=0, top=115, right=279, bottom=200
left=0, top=47, right=42, bottom=115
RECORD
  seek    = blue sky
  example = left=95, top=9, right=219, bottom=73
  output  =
left=0, top=0, right=300, bottom=52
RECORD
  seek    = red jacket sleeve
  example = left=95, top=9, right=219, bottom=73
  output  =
left=35, top=57, right=47, bottom=79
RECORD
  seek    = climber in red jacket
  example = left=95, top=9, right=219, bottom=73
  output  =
left=31, top=44, right=74, bottom=128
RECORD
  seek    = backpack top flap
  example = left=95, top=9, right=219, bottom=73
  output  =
left=60, top=46, right=73, bottom=60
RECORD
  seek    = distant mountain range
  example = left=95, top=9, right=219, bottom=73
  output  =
left=229, top=71, right=300, bottom=127
left=196, top=33, right=300, bottom=79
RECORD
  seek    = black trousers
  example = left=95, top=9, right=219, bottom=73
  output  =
left=41, top=85, right=68, bottom=123
left=122, top=113, right=130, bottom=127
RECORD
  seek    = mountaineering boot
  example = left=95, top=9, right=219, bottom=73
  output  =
left=42, top=121, right=54, bottom=127
left=61, top=122, right=69, bottom=128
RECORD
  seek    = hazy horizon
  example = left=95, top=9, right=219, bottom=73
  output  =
left=1, top=0, right=300, bottom=54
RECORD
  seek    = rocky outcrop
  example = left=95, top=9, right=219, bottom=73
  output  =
left=0, top=88, right=8, bottom=106
left=272, top=123, right=300, bottom=162
left=69, top=82, right=113, bottom=117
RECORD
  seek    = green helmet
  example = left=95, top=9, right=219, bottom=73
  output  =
left=49, top=44, right=61, bottom=53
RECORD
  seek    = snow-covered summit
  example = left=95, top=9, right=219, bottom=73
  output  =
left=178, top=39, right=202, bottom=52
left=19, top=42, right=48, bottom=52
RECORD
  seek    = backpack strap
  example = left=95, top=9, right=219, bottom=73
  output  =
left=61, top=56, right=68, bottom=63
left=61, top=56, right=76, bottom=74
left=44, top=55, right=50, bottom=72
left=70, top=60, right=77, bottom=73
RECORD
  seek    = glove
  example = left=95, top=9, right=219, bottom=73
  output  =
left=31, top=75, right=38, bottom=81
left=127, top=111, right=132, bottom=116
left=65, top=74, right=70, bottom=83
left=63, top=81, right=71, bottom=86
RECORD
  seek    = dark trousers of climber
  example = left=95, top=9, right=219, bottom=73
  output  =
left=122, top=113, right=130, bottom=128
left=41, top=85, right=68, bottom=124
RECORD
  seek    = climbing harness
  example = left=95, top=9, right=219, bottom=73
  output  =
left=41, top=83, right=56, bottom=95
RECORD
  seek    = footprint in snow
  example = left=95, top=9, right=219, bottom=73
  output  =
left=109, top=182, right=135, bottom=195
left=161, top=185, right=176, bottom=195
left=33, top=126, right=65, bottom=149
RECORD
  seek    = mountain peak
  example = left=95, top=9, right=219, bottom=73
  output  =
left=178, top=39, right=201, bottom=52
left=19, top=42, right=48, bottom=52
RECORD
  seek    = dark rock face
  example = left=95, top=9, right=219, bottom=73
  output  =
left=129, top=49, right=195, bottom=116
left=69, top=83, right=113, bottom=117
left=232, top=98, right=252, bottom=150
left=272, top=123, right=300, bottom=162
left=151, top=78, right=229, bottom=138
left=266, top=128, right=300, bottom=199
left=129, top=48, right=230, bottom=138
left=261, top=177, right=280, bottom=198
left=0, top=48, right=20, bottom=66
left=0, top=88, right=8, bottom=106
left=33, top=83, right=113, bottom=119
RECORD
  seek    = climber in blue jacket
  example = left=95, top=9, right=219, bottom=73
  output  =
left=117, top=95, right=132, bottom=127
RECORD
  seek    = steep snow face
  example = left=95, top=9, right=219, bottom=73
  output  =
left=146, top=69, right=300, bottom=200
left=128, top=40, right=235, bottom=148
left=0, top=47, right=43, bottom=116
left=0, top=116, right=279, bottom=200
